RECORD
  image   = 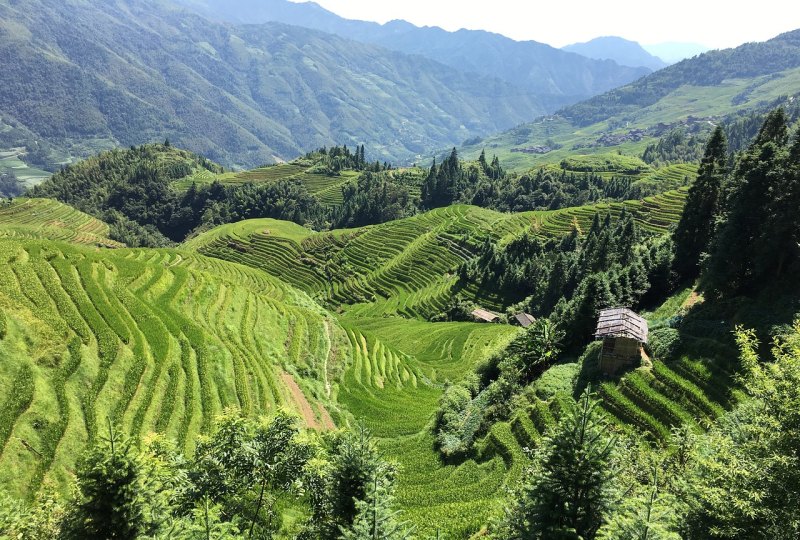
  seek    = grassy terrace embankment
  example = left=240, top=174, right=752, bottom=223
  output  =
left=187, top=188, right=688, bottom=318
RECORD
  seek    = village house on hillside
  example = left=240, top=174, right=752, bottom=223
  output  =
left=471, top=308, right=500, bottom=323
left=595, top=307, right=649, bottom=375
left=513, top=312, right=536, bottom=328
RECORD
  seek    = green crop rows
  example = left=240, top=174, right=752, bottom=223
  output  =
left=0, top=238, right=347, bottom=498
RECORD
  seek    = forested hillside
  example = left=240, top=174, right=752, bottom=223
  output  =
left=0, top=0, right=542, bottom=170
left=176, top=0, right=651, bottom=109
left=461, top=30, right=800, bottom=170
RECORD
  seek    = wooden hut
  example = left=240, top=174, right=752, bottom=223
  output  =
left=513, top=313, right=536, bottom=328
left=471, top=308, right=500, bottom=323
left=595, top=308, right=648, bottom=375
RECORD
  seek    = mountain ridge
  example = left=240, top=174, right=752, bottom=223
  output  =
left=563, top=36, right=668, bottom=71
left=0, top=0, right=543, bottom=169
left=175, top=0, right=652, bottom=109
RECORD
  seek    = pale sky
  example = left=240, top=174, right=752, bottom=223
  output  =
left=297, top=0, right=800, bottom=49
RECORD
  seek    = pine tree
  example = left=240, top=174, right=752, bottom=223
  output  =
left=704, top=109, right=792, bottom=295
left=672, top=126, right=727, bottom=281
left=497, top=390, right=616, bottom=540
left=64, top=422, right=147, bottom=540
left=340, top=469, right=414, bottom=540
left=598, top=469, right=681, bottom=540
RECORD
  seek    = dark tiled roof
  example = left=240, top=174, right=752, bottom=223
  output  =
left=514, top=313, right=536, bottom=328
left=595, top=307, right=648, bottom=343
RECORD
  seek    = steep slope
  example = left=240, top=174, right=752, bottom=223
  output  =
left=176, top=0, right=651, bottom=109
left=0, top=206, right=356, bottom=497
left=461, top=30, right=800, bottom=170
left=563, top=36, right=667, bottom=71
left=0, top=0, right=542, bottom=169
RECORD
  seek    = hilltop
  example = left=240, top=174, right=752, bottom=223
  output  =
left=563, top=36, right=668, bottom=70
left=461, top=29, right=800, bottom=170
left=0, top=0, right=543, bottom=170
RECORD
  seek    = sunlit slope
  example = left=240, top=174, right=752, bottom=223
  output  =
left=335, top=315, right=526, bottom=537
left=0, top=238, right=349, bottom=498
left=187, top=190, right=687, bottom=317
left=0, top=198, right=123, bottom=247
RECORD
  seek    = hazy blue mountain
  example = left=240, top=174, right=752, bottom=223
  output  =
left=0, top=0, right=544, bottom=168
left=176, top=0, right=652, bottom=110
left=563, top=36, right=668, bottom=71
left=643, top=42, right=711, bottom=64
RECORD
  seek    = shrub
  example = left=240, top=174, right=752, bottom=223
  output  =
left=533, top=363, right=579, bottom=401
left=649, top=328, right=682, bottom=360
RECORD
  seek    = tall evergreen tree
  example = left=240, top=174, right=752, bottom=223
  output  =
left=704, top=109, right=793, bottom=295
left=672, top=126, right=727, bottom=280
left=497, top=390, right=616, bottom=540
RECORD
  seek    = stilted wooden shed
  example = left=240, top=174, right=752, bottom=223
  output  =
left=595, top=307, right=648, bottom=375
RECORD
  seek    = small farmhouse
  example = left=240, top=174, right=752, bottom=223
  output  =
left=471, top=308, right=500, bottom=323
left=595, top=307, right=648, bottom=375
left=514, top=313, right=536, bottom=328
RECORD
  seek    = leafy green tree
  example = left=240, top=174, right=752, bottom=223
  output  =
left=672, top=126, right=727, bottom=280
left=505, top=318, right=565, bottom=383
left=497, top=390, right=616, bottom=539
left=684, top=322, right=800, bottom=538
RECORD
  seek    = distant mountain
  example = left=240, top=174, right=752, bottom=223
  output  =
left=561, top=30, right=800, bottom=126
left=460, top=30, right=800, bottom=170
left=643, top=42, right=710, bottom=64
left=563, top=36, right=667, bottom=71
left=176, top=0, right=651, bottom=110
left=0, top=0, right=543, bottom=169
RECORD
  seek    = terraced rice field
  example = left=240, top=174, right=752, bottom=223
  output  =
left=0, top=199, right=123, bottom=247
left=189, top=190, right=688, bottom=318
left=335, top=316, right=528, bottom=536
left=0, top=238, right=348, bottom=498
left=173, top=163, right=357, bottom=206
left=1, top=192, right=734, bottom=537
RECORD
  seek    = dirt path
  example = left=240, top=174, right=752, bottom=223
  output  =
left=280, top=371, right=334, bottom=430
left=682, top=291, right=703, bottom=310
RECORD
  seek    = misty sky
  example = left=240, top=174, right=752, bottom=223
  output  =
left=296, top=0, right=800, bottom=49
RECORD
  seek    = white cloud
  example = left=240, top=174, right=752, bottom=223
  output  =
left=295, top=0, right=800, bottom=49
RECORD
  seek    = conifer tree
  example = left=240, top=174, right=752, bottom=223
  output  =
left=63, top=422, right=147, bottom=540
left=497, top=390, right=616, bottom=540
left=704, top=109, right=793, bottom=295
left=672, top=126, right=728, bottom=281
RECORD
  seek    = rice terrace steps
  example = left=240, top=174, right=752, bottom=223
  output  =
left=188, top=189, right=688, bottom=317
left=0, top=190, right=728, bottom=537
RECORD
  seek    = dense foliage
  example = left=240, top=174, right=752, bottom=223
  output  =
left=31, top=144, right=325, bottom=245
left=0, top=413, right=407, bottom=540
left=0, top=169, right=23, bottom=198
left=672, top=126, right=727, bottom=281
left=704, top=109, right=800, bottom=296
left=461, top=210, right=675, bottom=344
